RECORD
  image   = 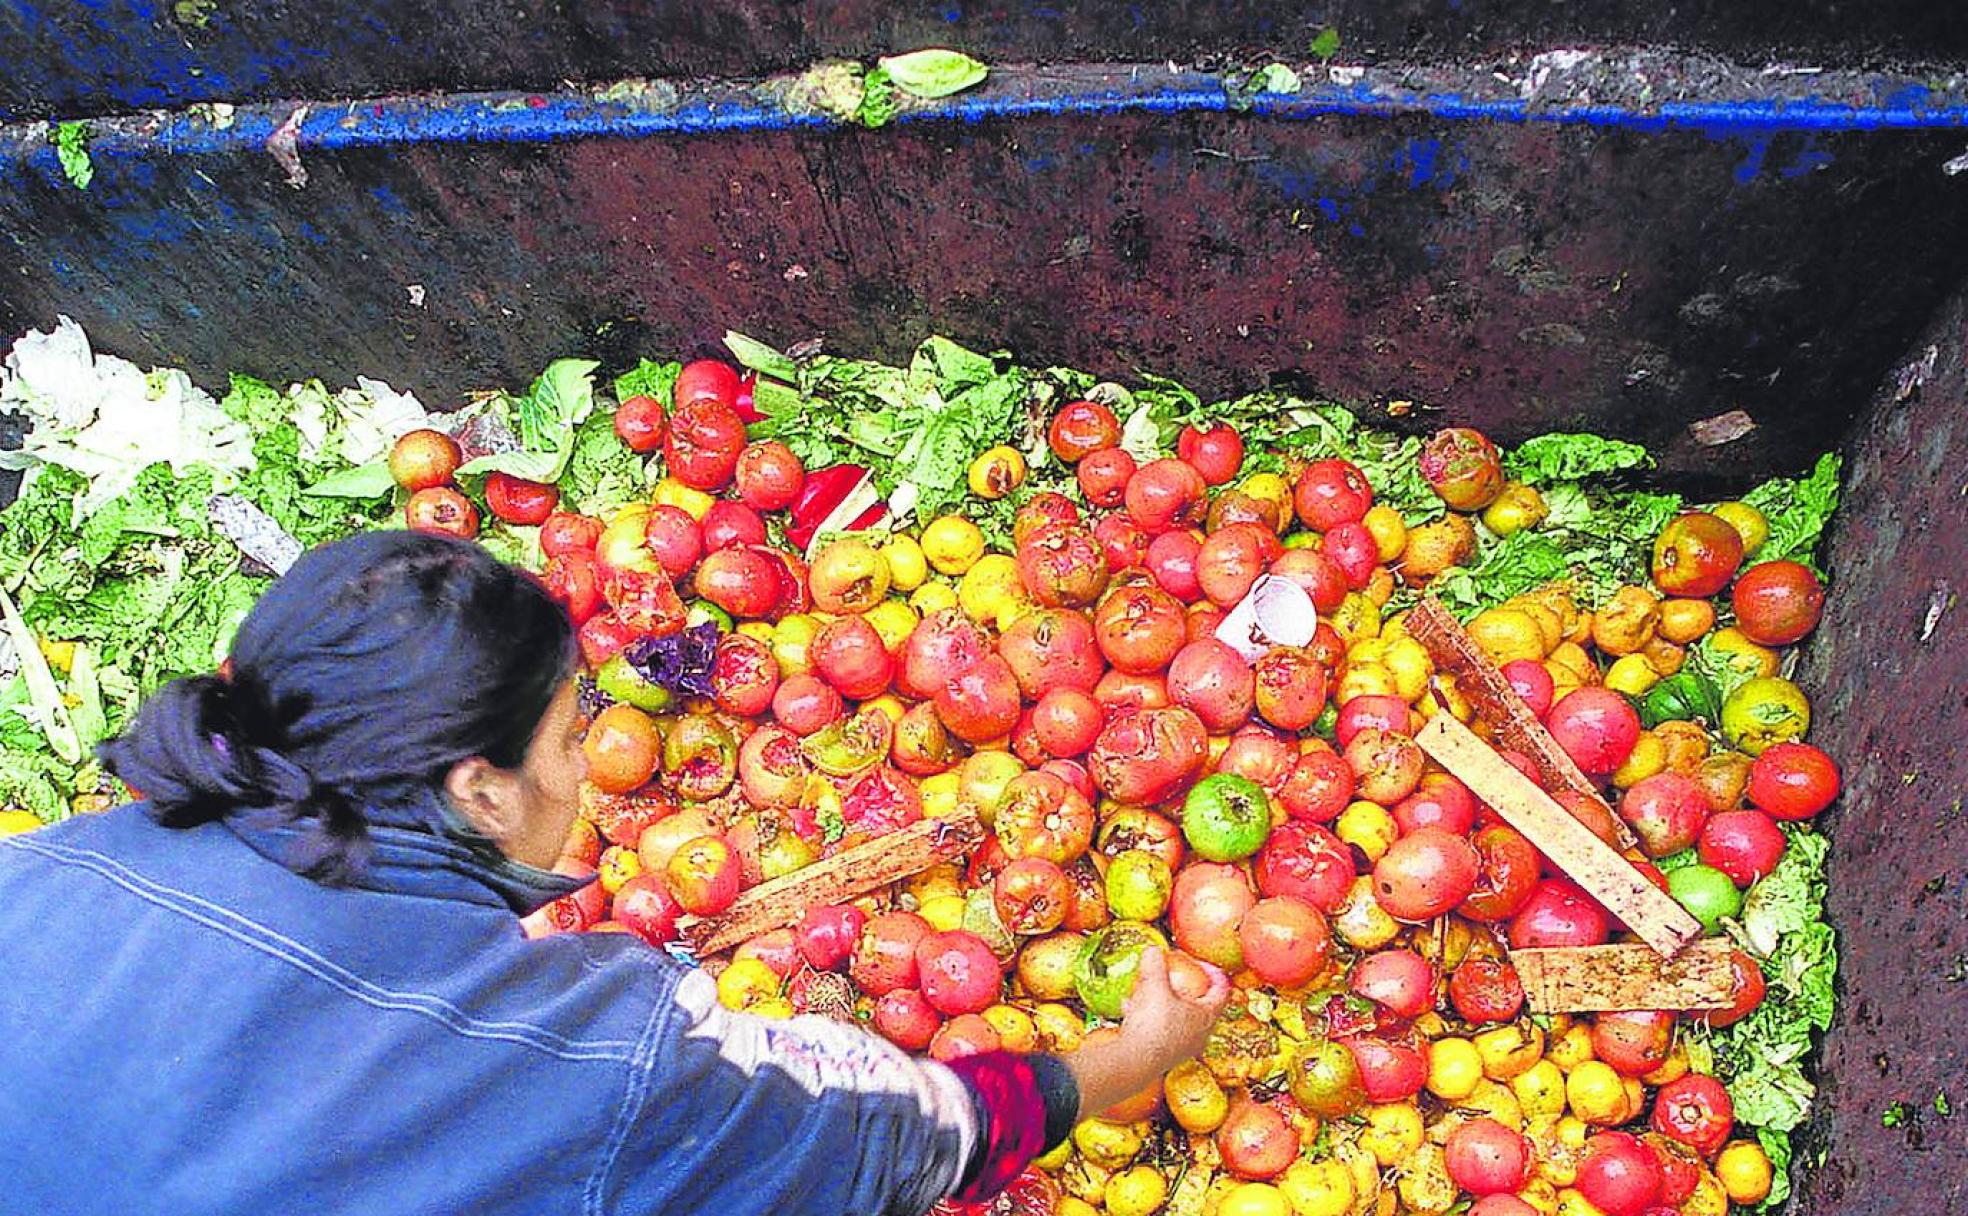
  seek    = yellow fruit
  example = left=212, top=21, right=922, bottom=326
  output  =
left=1060, top=1159, right=1111, bottom=1206
left=1545, top=641, right=1598, bottom=685
left=1218, top=1182, right=1290, bottom=1216
left=1546, top=1023, right=1596, bottom=1072
left=1362, top=503, right=1408, bottom=562
left=1715, top=1140, right=1774, bottom=1204
left=1506, top=599, right=1566, bottom=655
left=1032, top=1002, right=1086, bottom=1054
left=1590, top=585, right=1661, bottom=657
left=1361, top=1102, right=1425, bottom=1166
left=1641, top=1041, right=1689, bottom=1087
left=1656, top=597, right=1716, bottom=644
left=982, top=1004, right=1038, bottom=1053
left=957, top=553, right=1023, bottom=622
left=0, top=809, right=46, bottom=837
left=596, top=847, right=642, bottom=894
left=771, top=613, right=822, bottom=676
left=1603, top=653, right=1660, bottom=697
left=1335, top=801, right=1398, bottom=863
left=1619, top=1077, right=1646, bottom=1123
left=1397, top=1143, right=1456, bottom=1216
left=1640, top=636, right=1686, bottom=676
left=1555, top=1186, right=1607, bottom=1216
left=1400, top=513, right=1477, bottom=582
left=920, top=772, right=962, bottom=820
left=1711, top=501, right=1770, bottom=555
left=715, top=957, right=782, bottom=1012
left=919, top=893, right=968, bottom=932
left=1474, top=1023, right=1546, bottom=1081
left=1708, top=626, right=1781, bottom=679
left=1517, top=1177, right=1560, bottom=1215
left=1427, top=1037, right=1484, bottom=1102
left=735, top=620, right=776, bottom=645
left=1525, top=1114, right=1583, bottom=1187
left=1278, top=1158, right=1354, bottom=1216
left=922, top=515, right=988, bottom=575
left=1509, top=1059, right=1568, bottom=1119
left=1383, top=636, right=1433, bottom=702
left=1461, top=1079, right=1524, bottom=1131
left=854, top=600, right=915, bottom=653
left=651, top=478, right=716, bottom=519
left=1105, top=1165, right=1170, bottom=1216
left=1483, top=482, right=1550, bottom=538
left=968, top=445, right=1028, bottom=499
left=1680, top=1169, right=1731, bottom=1216
left=1073, top=1118, right=1146, bottom=1170
left=749, top=997, right=794, bottom=1019
left=910, top=580, right=959, bottom=615
left=1052, top=1197, right=1095, bottom=1216
left=1164, top=1059, right=1230, bottom=1134
left=1611, top=732, right=1667, bottom=788
left=1721, top=676, right=1810, bottom=756
left=1332, top=876, right=1402, bottom=949
left=881, top=533, right=929, bottom=591
left=1564, top=1061, right=1628, bottom=1125
left=1330, top=592, right=1383, bottom=648
left=1336, top=661, right=1399, bottom=704
left=1469, top=607, right=1547, bottom=665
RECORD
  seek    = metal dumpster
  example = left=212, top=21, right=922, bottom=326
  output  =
left=2, top=3, right=1964, bottom=1210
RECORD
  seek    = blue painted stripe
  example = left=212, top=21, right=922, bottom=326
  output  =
left=6, top=73, right=1966, bottom=173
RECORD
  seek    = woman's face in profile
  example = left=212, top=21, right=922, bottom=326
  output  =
left=508, top=681, right=588, bottom=867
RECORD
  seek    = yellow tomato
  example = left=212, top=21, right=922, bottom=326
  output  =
left=1680, top=1169, right=1731, bottom=1216
left=1511, top=1059, right=1568, bottom=1118
left=1546, top=1023, right=1596, bottom=1072
left=0, top=809, right=46, bottom=837
left=919, top=772, right=962, bottom=820
left=958, top=553, right=1023, bottom=622
left=1641, top=1041, right=1689, bottom=1087
left=922, top=515, right=987, bottom=575
left=919, top=893, right=968, bottom=932
left=1545, top=641, right=1598, bottom=685
left=1242, top=472, right=1294, bottom=523
left=1555, top=1187, right=1608, bottom=1216
left=1332, top=876, right=1401, bottom=949
left=1164, top=1059, right=1230, bottom=1134
left=1505, top=598, right=1566, bottom=655
left=1072, top=1118, right=1146, bottom=1169
left=1218, top=1182, right=1290, bottom=1216
left=1710, top=501, right=1770, bottom=555
left=749, top=997, right=794, bottom=1019
left=1603, top=653, right=1660, bottom=697
left=1278, top=1158, right=1354, bottom=1216
left=1103, top=1166, right=1170, bottom=1216
left=1383, top=636, right=1433, bottom=702
left=968, top=445, right=1028, bottom=500
left=1483, top=482, right=1550, bottom=537
left=1474, top=1023, right=1546, bottom=1081
left=1336, top=662, right=1400, bottom=704
left=1715, top=1140, right=1774, bottom=1204
left=735, top=620, right=776, bottom=645
left=1361, top=1102, right=1425, bottom=1166
left=1397, top=1143, right=1456, bottom=1215
left=863, top=600, right=920, bottom=653
left=1610, top=732, right=1667, bottom=788
left=981, top=1004, right=1038, bottom=1053
left=1330, top=592, right=1382, bottom=647
left=771, top=613, right=821, bottom=676
left=1721, top=676, right=1811, bottom=755
left=1517, top=1178, right=1560, bottom=1215
left=1469, top=607, right=1547, bottom=665
left=1335, top=801, right=1399, bottom=862
left=1427, top=1037, right=1484, bottom=1102
left=880, top=533, right=929, bottom=591
left=1564, top=1060, right=1628, bottom=1125
left=1052, top=1196, right=1094, bottom=1215
left=1462, top=1079, right=1524, bottom=1130
left=1362, top=503, right=1408, bottom=562
left=910, top=580, right=960, bottom=615
left=1657, top=597, right=1716, bottom=644
left=1708, top=625, right=1781, bottom=679
left=715, top=957, right=782, bottom=1012
left=595, top=846, right=642, bottom=894
left=1032, top=1002, right=1086, bottom=1054
left=651, top=478, right=715, bottom=520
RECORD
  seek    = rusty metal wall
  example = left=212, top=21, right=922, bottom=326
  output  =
left=1794, top=290, right=1968, bottom=1213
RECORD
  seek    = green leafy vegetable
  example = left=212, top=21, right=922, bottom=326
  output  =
left=561, top=409, right=649, bottom=516
left=1309, top=27, right=1343, bottom=60
left=303, top=462, right=396, bottom=499
left=1504, top=432, right=1653, bottom=483
left=722, top=333, right=797, bottom=384
left=52, top=120, right=93, bottom=190
left=856, top=66, right=901, bottom=128
left=1739, top=452, right=1841, bottom=571
left=456, top=359, right=600, bottom=484
left=879, top=49, right=989, bottom=99
left=614, top=357, right=680, bottom=405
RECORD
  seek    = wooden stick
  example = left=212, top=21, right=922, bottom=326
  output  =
left=1417, top=710, right=1702, bottom=957
left=1513, top=941, right=1737, bottom=1012
left=681, top=812, right=987, bottom=956
left=1406, top=596, right=1636, bottom=851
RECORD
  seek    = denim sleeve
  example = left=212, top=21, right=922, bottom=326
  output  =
left=596, top=966, right=981, bottom=1216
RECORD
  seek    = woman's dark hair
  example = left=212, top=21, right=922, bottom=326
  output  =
left=100, top=530, right=578, bottom=883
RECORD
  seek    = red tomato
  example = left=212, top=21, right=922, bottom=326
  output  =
left=1177, top=421, right=1244, bottom=485
left=1125, top=458, right=1208, bottom=532
left=1445, top=1118, right=1531, bottom=1195
left=1371, top=827, right=1479, bottom=921
left=1576, top=1132, right=1664, bottom=1216
left=733, top=440, right=805, bottom=512
left=1254, top=821, right=1354, bottom=911
left=850, top=911, right=932, bottom=997
left=664, top=397, right=747, bottom=491
left=1346, top=1034, right=1429, bottom=1103
left=388, top=428, right=462, bottom=492
left=576, top=611, right=637, bottom=666
left=1501, top=658, right=1554, bottom=717
left=1731, top=559, right=1826, bottom=646
left=1078, top=447, right=1137, bottom=508
left=1592, top=1009, right=1675, bottom=1076
left=915, top=930, right=1003, bottom=1016
left=1697, top=948, right=1768, bottom=1029
left=1238, top=895, right=1332, bottom=987
left=613, top=395, right=667, bottom=453
left=1747, top=742, right=1841, bottom=820
left=1546, top=686, right=1642, bottom=777
left=483, top=472, right=559, bottom=525
left=1651, top=1073, right=1734, bottom=1156
left=539, top=511, right=603, bottom=558
left=1049, top=400, right=1122, bottom=462
left=404, top=486, right=479, bottom=539
left=1293, top=458, right=1373, bottom=530
left=1508, top=877, right=1612, bottom=948
left=1459, top=824, right=1541, bottom=923
left=1350, top=947, right=1434, bottom=1019
left=673, top=359, right=742, bottom=409
left=1698, top=808, right=1787, bottom=886
left=542, top=551, right=603, bottom=625
left=795, top=904, right=868, bottom=971
left=1277, top=748, right=1355, bottom=823
left=1448, top=956, right=1526, bottom=1023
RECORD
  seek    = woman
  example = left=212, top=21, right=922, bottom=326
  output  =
left=0, top=531, right=1226, bottom=1215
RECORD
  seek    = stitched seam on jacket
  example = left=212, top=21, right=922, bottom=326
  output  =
left=10, top=836, right=639, bottom=1061
left=585, top=980, right=673, bottom=1216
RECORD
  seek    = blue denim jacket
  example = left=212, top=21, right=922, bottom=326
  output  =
left=0, top=805, right=979, bottom=1215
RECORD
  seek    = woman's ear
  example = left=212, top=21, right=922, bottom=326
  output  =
left=443, top=756, right=528, bottom=851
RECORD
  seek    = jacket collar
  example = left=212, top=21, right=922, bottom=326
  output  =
left=222, top=794, right=590, bottom=917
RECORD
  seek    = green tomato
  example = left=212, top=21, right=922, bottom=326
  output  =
left=1666, top=863, right=1743, bottom=934
left=1312, top=702, right=1339, bottom=741
left=1282, top=532, right=1321, bottom=551
left=686, top=600, right=735, bottom=631
left=1182, top=772, right=1273, bottom=862
left=1105, top=850, right=1173, bottom=922
left=1073, top=920, right=1169, bottom=1020
left=1640, top=671, right=1720, bottom=729
left=595, top=653, right=675, bottom=713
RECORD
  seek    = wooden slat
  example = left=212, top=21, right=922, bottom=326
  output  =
left=1514, top=941, right=1737, bottom=1012
left=681, top=812, right=987, bottom=956
left=1406, top=596, right=1636, bottom=851
left=1417, top=710, right=1702, bottom=958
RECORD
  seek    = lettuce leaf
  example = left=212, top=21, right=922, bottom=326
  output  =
left=1504, top=432, right=1652, bottom=483
left=614, top=358, right=681, bottom=405
left=456, top=359, right=599, bottom=484
left=1740, top=452, right=1841, bottom=572
left=561, top=409, right=650, bottom=517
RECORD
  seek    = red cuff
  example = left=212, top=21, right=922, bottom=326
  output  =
left=943, top=1052, right=1049, bottom=1204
